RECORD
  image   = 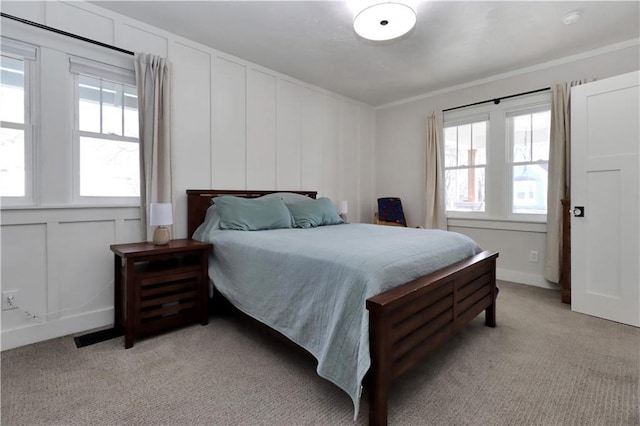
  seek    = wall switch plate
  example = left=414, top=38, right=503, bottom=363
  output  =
left=529, top=250, right=539, bottom=263
left=2, top=290, right=19, bottom=310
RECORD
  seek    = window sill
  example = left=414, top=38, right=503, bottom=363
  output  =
left=1, top=204, right=140, bottom=211
left=447, top=217, right=547, bottom=233
left=0, top=205, right=141, bottom=226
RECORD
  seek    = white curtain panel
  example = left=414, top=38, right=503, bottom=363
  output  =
left=135, top=53, right=173, bottom=242
left=425, top=111, right=447, bottom=230
left=544, top=79, right=589, bottom=283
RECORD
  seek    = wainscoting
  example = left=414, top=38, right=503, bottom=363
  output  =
left=1, top=0, right=375, bottom=350
left=0, top=207, right=141, bottom=350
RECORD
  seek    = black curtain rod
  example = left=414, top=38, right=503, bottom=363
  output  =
left=443, top=87, right=551, bottom=112
left=1, top=12, right=134, bottom=56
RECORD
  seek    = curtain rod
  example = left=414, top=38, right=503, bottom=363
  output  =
left=443, top=87, right=551, bottom=112
left=1, top=12, right=134, bottom=56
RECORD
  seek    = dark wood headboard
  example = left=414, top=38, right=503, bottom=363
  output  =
left=186, top=189, right=318, bottom=237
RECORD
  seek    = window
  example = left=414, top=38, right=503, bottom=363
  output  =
left=0, top=39, right=36, bottom=204
left=71, top=57, right=139, bottom=203
left=509, top=109, right=550, bottom=215
left=444, top=93, right=551, bottom=221
left=444, top=120, right=488, bottom=212
left=0, top=55, right=26, bottom=197
left=1, top=33, right=138, bottom=209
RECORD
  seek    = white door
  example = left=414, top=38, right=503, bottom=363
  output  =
left=571, top=71, right=640, bottom=327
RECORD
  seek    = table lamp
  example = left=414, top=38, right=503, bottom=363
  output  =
left=150, top=202, right=172, bottom=245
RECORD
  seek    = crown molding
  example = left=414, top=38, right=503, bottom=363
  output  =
left=376, top=38, right=640, bottom=110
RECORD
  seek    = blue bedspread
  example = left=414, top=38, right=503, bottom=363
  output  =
left=197, top=224, right=480, bottom=416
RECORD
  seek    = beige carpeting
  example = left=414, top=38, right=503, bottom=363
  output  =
left=1, top=281, right=639, bottom=425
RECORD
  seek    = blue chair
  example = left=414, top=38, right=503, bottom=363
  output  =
left=376, top=197, right=407, bottom=227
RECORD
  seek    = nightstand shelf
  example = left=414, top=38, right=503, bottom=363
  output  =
left=110, top=239, right=212, bottom=348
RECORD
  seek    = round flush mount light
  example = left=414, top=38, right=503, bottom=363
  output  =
left=562, top=10, right=582, bottom=25
left=349, top=1, right=418, bottom=41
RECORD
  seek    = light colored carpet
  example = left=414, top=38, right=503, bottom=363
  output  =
left=1, top=281, right=639, bottom=425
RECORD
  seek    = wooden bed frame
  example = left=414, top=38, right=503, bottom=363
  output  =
left=187, top=189, right=499, bottom=426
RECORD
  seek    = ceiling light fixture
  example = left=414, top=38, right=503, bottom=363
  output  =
left=562, top=10, right=582, bottom=25
left=348, top=1, right=418, bottom=41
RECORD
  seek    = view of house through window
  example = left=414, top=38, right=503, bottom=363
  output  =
left=444, top=120, right=487, bottom=212
left=0, top=55, right=27, bottom=197
left=509, top=110, right=550, bottom=215
left=77, top=75, right=139, bottom=198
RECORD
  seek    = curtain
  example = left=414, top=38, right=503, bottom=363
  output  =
left=425, top=111, right=447, bottom=229
left=135, top=53, right=173, bottom=241
left=544, top=79, right=589, bottom=283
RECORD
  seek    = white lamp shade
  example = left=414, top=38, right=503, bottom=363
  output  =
left=149, top=203, right=173, bottom=226
left=338, top=200, right=349, bottom=215
left=350, top=1, right=417, bottom=41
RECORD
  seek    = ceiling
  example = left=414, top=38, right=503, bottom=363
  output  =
left=92, top=1, right=640, bottom=106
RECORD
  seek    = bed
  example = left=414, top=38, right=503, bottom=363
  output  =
left=187, top=189, right=499, bottom=426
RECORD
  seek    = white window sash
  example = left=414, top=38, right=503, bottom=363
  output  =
left=0, top=121, right=27, bottom=131
left=506, top=102, right=552, bottom=118
left=0, top=43, right=35, bottom=207
left=444, top=112, right=489, bottom=127
left=506, top=106, right=551, bottom=220
left=69, top=55, right=135, bottom=86
left=78, top=130, right=138, bottom=144
left=72, top=69, right=139, bottom=205
left=0, top=37, right=36, bottom=60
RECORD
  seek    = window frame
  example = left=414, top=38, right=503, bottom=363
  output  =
left=505, top=102, right=552, bottom=222
left=0, top=44, right=37, bottom=207
left=443, top=92, right=552, bottom=223
left=71, top=71, right=140, bottom=206
left=443, top=113, right=490, bottom=219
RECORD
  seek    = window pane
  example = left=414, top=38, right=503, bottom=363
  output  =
left=445, top=167, right=485, bottom=212
left=0, top=127, right=25, bottom=196
left=80, top=136, right=139, bottom=197
left=123, top=86, right=138, bottom=138
left=532, top=111, right=550, bottom=161
left=472, top=121, right=487, bottom=165
left=512, top=114, right=532, bottom=162
left=79, top=76, right=101, bottom=133
left=0, top=55, right=24, bottom=124
left=101, top=81, right=123, bottom=136
left=512, top=164, right=547, bottom=214
left=457, top=124, right=471, bottom=166
left=444, top=127, right=457, bottom=167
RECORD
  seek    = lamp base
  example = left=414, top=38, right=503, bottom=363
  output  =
left=153, top=226, right=170, bottom=245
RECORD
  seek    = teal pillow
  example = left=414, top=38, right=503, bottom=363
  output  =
left=191, top=203, right=221, bottom=241
left=286, top=197, right=344, bottom=228
left=215, top=196, right=293, bottom=231
left=260, top=192, right=314, bottom=204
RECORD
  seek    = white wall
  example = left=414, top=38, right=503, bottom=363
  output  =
left=0, top=0, right=375, bottom=350
left=375, top=40, right=640, bottom=288
left=4, top=0, right=635, bottom=350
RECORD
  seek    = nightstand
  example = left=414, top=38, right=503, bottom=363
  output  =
left=110, top=239, right=213, bottom=348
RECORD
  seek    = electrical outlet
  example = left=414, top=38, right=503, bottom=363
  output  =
left=2, top=290, right=19, bottom=310
left=529, top=250, right=539, bottom=263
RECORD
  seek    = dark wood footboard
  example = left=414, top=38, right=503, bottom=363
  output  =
left=366, top=250, right=499, bottom=426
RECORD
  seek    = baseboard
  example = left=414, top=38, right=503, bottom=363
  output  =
left=497, top=268, right=560, bottom=290
left=1, top=271, right=555, bottom=351
left=1, top=308, right=113, bottom=351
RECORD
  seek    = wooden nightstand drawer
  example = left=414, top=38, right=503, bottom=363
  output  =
left=138, top=272, right=200, bottom=320
left=110, top=239, right=212, bottom=348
